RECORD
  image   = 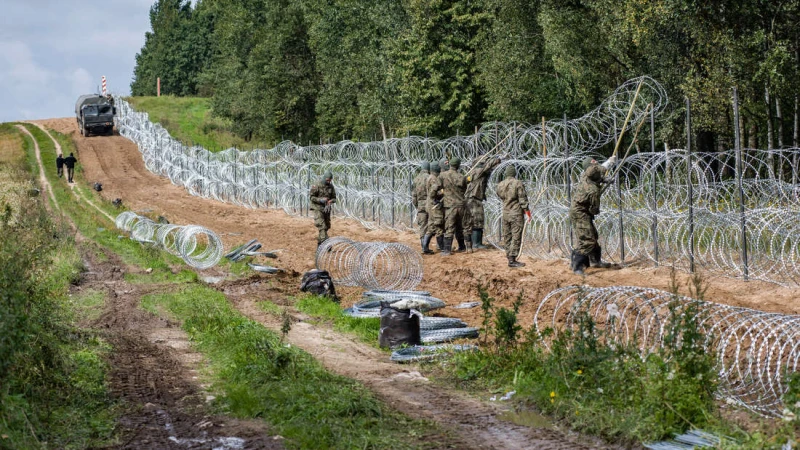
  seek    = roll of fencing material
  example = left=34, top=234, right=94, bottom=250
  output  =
left=344, top=290, right=446, bottom=318
left=420, top=327, right=480, bottom=344
left=390, top=344, right=479, bottom=363
left=533, top=285, right=800, bottom=417
left=316, top=238, right=423, bottom=291
left=115, top=212, right=223, bottom=269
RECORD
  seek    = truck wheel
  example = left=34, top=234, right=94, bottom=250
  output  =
left=83, top=127, right=90, bottom=137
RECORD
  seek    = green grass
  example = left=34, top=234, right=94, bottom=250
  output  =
left=295, top=295, right=382, bottom=345
left=142, top=285, right=439, bottom=449
left=259, top=300, right=285, bottom=316
left=69, top=289, right=107, bottom=323
left=0, top=123, right=116, bottom=449
left=23, top=124, right=185, bottom=272
left=126, top=97, right=271, bottom=150
left=125, top=268, right=198, bottom=284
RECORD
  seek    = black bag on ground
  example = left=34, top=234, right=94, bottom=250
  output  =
left=300, top=270, right=338, bottom=301
left=379, top=302, right=421, bottom=349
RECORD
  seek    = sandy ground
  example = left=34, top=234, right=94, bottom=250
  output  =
left=36, top=117, right=800, bottom=328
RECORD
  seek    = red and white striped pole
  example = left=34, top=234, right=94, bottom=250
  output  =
left=101, top=75, right=107, bottom=96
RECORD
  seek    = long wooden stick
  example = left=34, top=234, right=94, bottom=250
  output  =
left=464, top=131, right=513, bottom=177
left=611, top=79, right=644, bottom=158
left=517, top=217, right=529, bottom=259
left=602, top=102, right=652, bottom=194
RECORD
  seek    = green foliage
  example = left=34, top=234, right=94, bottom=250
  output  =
left=295, top=294, right=381, bottom=345
left=0, top=125, right=115, bottom=449
left=131, top=0, right=800, bottom=148
left=142, top=286, right=435, bottom=449
left=126, top=96, right=267, bottom=149
left=445, top=284, right=723, bottom=444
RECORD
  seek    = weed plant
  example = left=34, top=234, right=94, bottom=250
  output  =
left=0, top=124, right=114, bottom=448
left=446, top=279, right=720, bottom=444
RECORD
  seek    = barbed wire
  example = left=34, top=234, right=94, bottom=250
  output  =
left=534, top=285, right=800, bottom=416
left=115, top=77, right=800, bottom=284
left=315, top=237, right=424, bottom=290
left=115, top=211, right=223, bottom=269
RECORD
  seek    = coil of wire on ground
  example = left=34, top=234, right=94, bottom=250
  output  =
left=315, top=237, right=423, bottom=291
left=533, top=285, right=800, bottom=416
left=115, top=211, right=223, bottom=269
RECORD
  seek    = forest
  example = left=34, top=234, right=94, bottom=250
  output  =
left=131, top=0, right=800, bottom=151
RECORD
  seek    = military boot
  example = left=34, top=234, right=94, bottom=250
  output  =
left=454, top=230, right=467, bottom=253
left=571, top=250, right=590, bottom=275
left=441, top=237, right=453, bottom=256
left=436, top=235, right=445, bottom=254
left=508, top=256, right=525, bottom=268
left=421, top=234, right=434, bottom=255
left=589, top=247, right=612, bottom=268
left=473, top=229, right=487, bottom=249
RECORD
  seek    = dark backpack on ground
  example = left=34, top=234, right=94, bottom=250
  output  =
left=378, top=302, right=421, bottom=349
left=93, top=182, right=103, bottom=192
left=300, top=270, right=338, bottom=301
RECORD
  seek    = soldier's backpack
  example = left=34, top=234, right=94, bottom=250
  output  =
left=93, top=182, right=103, bottom=192
left=300, top=270, right=338, bottom=302
left=378, top=302, right=421, bottom=349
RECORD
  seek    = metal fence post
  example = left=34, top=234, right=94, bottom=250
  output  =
left=651, top=106, right=659, bottom=266
left=686, top=97, right=695, bottom=273
left=733, top=87, right=749, bottom=280
left=614, top=116, right=625, bottom=263
left=391, top=163, right=395, bottom=228
left=564, top=113, right=572, bottom=250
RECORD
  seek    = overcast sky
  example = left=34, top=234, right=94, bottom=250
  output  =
left=0, top=0, right=155, bottom=122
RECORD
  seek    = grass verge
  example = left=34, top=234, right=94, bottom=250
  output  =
left=0, top=123, right=116, bottom=449
left=433, top=280, right=797, bottom=448
left=125, top=97, right=270, bottom=150
left=142, top=286, right=436, bottom=449
left=294, top=294, right=381, bottom=345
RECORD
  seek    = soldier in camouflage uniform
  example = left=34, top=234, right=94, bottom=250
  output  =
left=568, top=156, right=616, bottom=275
left=412, top=161, right=433, bottom=254
left=309, top=171, right=337, bottom=247
left=426, top=162, right=445, bottom=253
left=465, top=156, right=501, bottom=249
left=496, top=165, right=530, bottom=268
left=440, top=157, right=468, bottom=255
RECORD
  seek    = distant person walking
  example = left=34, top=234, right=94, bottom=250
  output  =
left=309, top=171, right=337, bottom=247
left=64, top=153, right=77, bottom=183
left=56, top=154, right=65, bottom=178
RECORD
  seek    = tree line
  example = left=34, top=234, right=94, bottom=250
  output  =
left=131, top=0, right=800, bottom=152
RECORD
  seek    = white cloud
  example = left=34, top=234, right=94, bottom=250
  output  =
left=69, top=67, right=94, bottom=98
left=0, top=40, right=53, bottom=86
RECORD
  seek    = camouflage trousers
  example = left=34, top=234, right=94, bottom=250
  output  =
left=466, top=198, right=485, bottom=230
left=416, top=209, right=428, bottom=237
left=444, top=205, right=465, bottom=239
left=572, top=216, right=599, bottom=256
left=427, top=205, right=444, bottom=237
left=502, top=212, right=524, bottom=258
left=313, top=210, right=331, bottom=243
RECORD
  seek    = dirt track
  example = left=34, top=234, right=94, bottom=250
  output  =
left=33, top=117, right=799, bottom=448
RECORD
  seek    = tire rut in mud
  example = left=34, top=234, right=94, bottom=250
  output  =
left=79, top=246, right=282, bottom=450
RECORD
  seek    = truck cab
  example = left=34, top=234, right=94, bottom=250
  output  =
left=75, top=94, right=116, bottom=136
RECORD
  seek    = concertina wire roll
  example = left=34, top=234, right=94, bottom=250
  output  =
left=535, top=285, right=800, bottom=416
left=115, top=211, right=223, bottom=269
left=114, top=75, right=800, bottom=285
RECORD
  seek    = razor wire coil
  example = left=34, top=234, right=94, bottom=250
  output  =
left=114, top=76, right=800, bottom=285
left=115, top=211, right=223, bottom=269
left=533, top=285, right=800, bottom=416
left=315, top=237, right=424, bottom=290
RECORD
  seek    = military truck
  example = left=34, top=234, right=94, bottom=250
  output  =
left=75, top=94, right=116, bottom=136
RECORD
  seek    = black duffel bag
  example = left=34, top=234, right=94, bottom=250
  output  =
left=299, top=269, right=338, bottom=302
left=378, top=301, right=421, bottom=349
